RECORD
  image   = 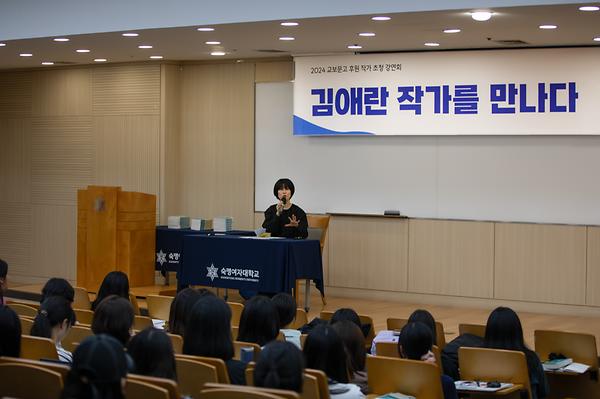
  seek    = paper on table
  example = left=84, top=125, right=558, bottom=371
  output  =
left=562, top=362, right=590, bottom=374
left=455, top=381, right=513, bottom=392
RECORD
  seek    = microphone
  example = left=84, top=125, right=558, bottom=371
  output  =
left=281, top=196, right=287, bottom=205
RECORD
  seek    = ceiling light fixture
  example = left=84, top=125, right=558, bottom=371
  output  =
left=0, top=43, right=6, bottom=47
left=94, top=58, right=107, bottom=62
left=347, top=44, right=363, bottom=49
left=20, top=53, right=33, bottom=57
left=41, top=61, right=54, bottom=65
left=444, top=28, right=461, bottom=33
left=424, top=42, right=440, bottom=47
left=205, top=41, right=221, bottom=45
left=53, top=38, right=70, bottom=42
left=371, top=16, right=391, bottom=21
left=197, top=27, right=215, bottom=32
left=539, top=24, right=558, bottom=29
left=281, top=22, right=299, bottom=26
left=149, top=55, right=164, bottom=59
left=579, top=6, right=600, bottom=11
left=138, top=45, right=153, bottom=49
left=211, top=51, right=226, bottom=56
left=279, top=36, right=295, bottom=41
left=594, top=37, right=600, bottom=41
left=76, top=49, right=90, bottom=53
left=471, top=11, right=493, bottom=21
left=359, top=32, right=376, bottom=37
left=122, top=32, right=139, bottom=37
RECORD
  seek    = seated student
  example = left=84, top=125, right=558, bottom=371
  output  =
left=330, top=307, right=371, bottom=340
left=183, top=294, right=246, bottom=385
left=91, top=295, right=134, bottom=346
left=272, top=293, right=301, bottom=348
left=41, top=278, right=75, bottom=304
left=304, top=324, right=365, bottom=399
left=0, top=258, right=7, bottom=306
left=399, top=322, right=458, bottom=399
left=91, top=271, right=130, bottom=311
left=127, top=327, right=177, bottom=381
left=61, top=334, right=127, bottom=399
left=408, top=309, right=438, bottom=346
left=332, top=320, right=368, bottom=394
left=237, top=295, right=279, bottom=347
left=0, top=305, right=21, bottom=357
left=167, top=287, right=211, bottom=337
left=254, top=341, right=304, bottom=393
left=483, top=307, right=549, bottom=399
left=30, top=296, right=77, bottom=363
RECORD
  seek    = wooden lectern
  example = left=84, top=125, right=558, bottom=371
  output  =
left=77, top=186, right=156, bottom=291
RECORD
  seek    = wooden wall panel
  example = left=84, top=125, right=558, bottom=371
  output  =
left=179, top=63, right=255, bottom=229
left=328, top=216, right=408, bottom=291
left=92, top=65, right=160, bottom=115
left=0, top=72, right=32, bottom=117
left=586, top=227, right=600, bottom=306
left=31, top=116, right=93, bottom=205
left=0, top=119, right=31, bottom=203
left=32, top=69, right=91, bottom=116
left=408, top=219, right=494, bottom=298
left=255, top=61, right=293, bottom=83
left=0, top=203, right=32, bottom=277
left=495, top=223, right=587, bottom=305
left=31, top=204, right=77, bottom=280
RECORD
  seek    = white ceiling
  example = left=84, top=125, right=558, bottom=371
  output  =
left=0, top=2, right=598, bottom=70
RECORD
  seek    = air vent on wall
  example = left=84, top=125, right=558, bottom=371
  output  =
left=493, top=39, right=529, bottom=46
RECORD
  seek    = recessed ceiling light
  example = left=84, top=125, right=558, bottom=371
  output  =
left=359, top=32, right=376, bottom=37
left=149, top=55, right=163, bottom=59
left=138, top=45, right=153, bottom=49
left=19, top=53, right=33, bottom=57
left=205, top=41, right=221, bottom=45
left=594, top=37, right=600, bottom=42
left=210, top=51, right=226, bottom=56
left=197, top=27, right=215, bottom=32
left=347, top=44, right=363, bottom=49
left=579, top=6, right=600, bottom=11
left=281, top=22, right=299, bottom=26
left=0, top=43, right=6, bottom=47
left=424, top=42, right=440, bottom=47
left=471, top=11, right=493, bottom=21
left=76, top=49, right=90, bottom=53
left=539, top=24, right=558, bottom=29
left=279, top=36, right=295, bottom=41
left=41, top=61, right=54, bottom=65
left=371, top=16, right=391, bottom=21
left=53, top=38, right=70, bottom=42
left=444, top=28, right=461, bottom=33
left=94, top=58, right=107, bottom=62
left=122, top=32, right=139, bottom=37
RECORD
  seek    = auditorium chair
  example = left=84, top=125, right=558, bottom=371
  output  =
left=304, top=369, right=329, bottom=399
left=458, top=323, right=486, bottom=338
left=127, top=374, right=180, bottom=399
left=200, top=382, right=300, bottom=399
left=0, top=356, right=69, bottom=380
left=534, top=329, right=598, bottom=373
left=62, top=324, right=93, bottom=352
left=133, top=314, right=154, bottom=331
left=73, top=287, right=92, bottom=310
left=0, top=363, right=63, bottom=399
left=146, top=294, right=174, bottom=321
left=228, top=301, right=244, bottom=327
left=167, top=332, right=183, bottom=354
left=7, top=302, right=38, bottom=318
left=375, top=342, right=443, bottom=376
left=175, top=354, right=230, bottom=384
left=73, top=308, right=94, bottom=325
left=175, top=357, right=219, bottom=397
left=126, top=378, right=170, bottom=399
left=129, top=293, right=142, bottom=315
left=19, top=315, right=34, bottom=334
left=234, top=340, right=261, bottom=361
left=286, top=308, right=308, bottom=329
left=387, top=317, right=447, bottom=349
left=20, top=334, right=59, bottom=360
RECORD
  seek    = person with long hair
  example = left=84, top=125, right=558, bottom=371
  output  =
left=167, top=287, right=208, bottom=336
left=91, top=295, right=134, bottom=346
left=91, top=271, right=130, bottom=311
left=483, top=307, right=549, bottom=399
left=183, top=294, right=246, bottom=384
left=237, top=295, right=279, bottom=347
left=30, top=296, right=77, bottom=363
left=127, top=327, right=177, bottom=381
left=0, top=305, right=20, bottom=357
left=408, top=309, right=437, bottom=345
left=41, top=278, right=75, bottom=304
left=254, top=341, right=304, bottom=393
left=331, top=320, right=368, bottom=394
left=272, top=293, right=301, bottom=348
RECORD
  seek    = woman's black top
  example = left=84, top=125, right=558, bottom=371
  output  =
left=262, top=204, right=308, bottom=238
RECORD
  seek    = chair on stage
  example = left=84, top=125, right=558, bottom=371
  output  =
left=126, top=378, right=170, bottom=399
left=147, top=294, right=174, bottom=321
left=458, top=323, right=486, bottom=338
left=0, top=363, right=63, bottom=399
left=20, top=335, right=59, bottom=361
left=387, top=317, right=447, bottom=349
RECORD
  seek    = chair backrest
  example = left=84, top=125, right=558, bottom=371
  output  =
left=134, top=314, right=154, bottom=331
left=228, top=302, right=244, bottom=327
left=286, top=308, right=308, bottom=330
left=277, top=330, right=286, bottom=341
left=320, top=310, right=375, bottom=348
left=167, top=332, right=183, bottom=354
left=175, top=354, right=231, bottom=384
left=21, top=334, right=59, bottom=360
left=375, top=342, right=443, bottom=375
left=175, top=357, right=219, bottom=397
left=234, top=340, right=262, bottom=361
left=7, top=302, right=38, bottom=318
left=20, top=315, right=34, bottom=334
left=0, top=356, right=70, bottom=380
left=62, top=324, right=94, bottom=352
left=246, top=363, right=320, bottom=399
left=146, top=294, right=173, bottom=321
left=130, top=293, right=141, bottom=315
left=300, top=334, right=308, bottom=349
left=459, top=347, right=532, bottom=399
left=307, top=214, right=330, bottom=252
left=73, top=308, right=94, bottom=326
left=126, top=378, right=170, bottom=399
left=366, top=355, right=444, bottom=399
left=73, top=287, right=92, bottom=310
left=200, top=382, right=300, bottom=399
left=386, top=317, right=446, bottom=349
left=534, top=329, right=599, bottom=369
left=128, top=374, right=180, bottom=399
left=232, top=325, right=239, bottom=340
left=0, top=362, right=63, bottom=399
left=458, top=323, right=486, bottom=338
left=304, top=368, right=330, bottom=399
left=158, top=288, right=177, bottom=296
left=8, top=300, right=40, bottom=310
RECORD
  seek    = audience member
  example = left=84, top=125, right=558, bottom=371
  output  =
left=0, top=258, right=7, bottom=306
left=254, top=341, right=304, bottom=393
left=304, top=324, right=365, bottom=399
left=331, top=320, right=368, bottom=394
left=30, top=296, right=77, bottom=363
left=91, top=271, right=130, bottom=311
left=127, top=327, right=177, bottom=381
left=41, top=278, right=75, bottom=304
left=237, top=295, right=279, bottom=347
left=183, top=294, right=246, bottom=385
left=0, top=305, right=21, bottom=357
left=91, top=295, right=134, bottom=346
left=61, top=334, right=127, bottom=399
left=408, top=309, right=437, bottom=345
left=272, top=293, right=301, bottom=348
left=330, top=307, right=370, bottom=339
left=167, top=287, right=208, bottom=336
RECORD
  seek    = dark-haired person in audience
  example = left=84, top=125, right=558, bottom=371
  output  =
left=61, top=334, right=127, bottom=399
left=272, top=293, right=301, bottom=348
left=304, top=324, right=365, bottom=399
left=254, top=341, right=304, bottom=393
left=127, top=327, right=177, bottom=381
left=167, top=287, right=209, bottom=336
left=0, top=258, right=7, bottom=306
left=0, top=305, right=20, bottom=357
left=330, top=307, right=370, bottom=340
left=91, top=271, right=130, bottom=311
left=31, top=296, right=77, bottom=363
left=483, top=307, right=548, bottom=399
left=399, top=322, right=458, bottom=399
left=408, top=308, right=437, bottom=345
left=91, top=295, right=134, bottom=346
left=332, top=320, right=369, bottom=394
left=41, top=277, right=75, bottom=304
left=263, top=178, right=308, bottom=239
left=238, top=295, right=279, bottom=347
left=183, top=294, right=246, bottom=385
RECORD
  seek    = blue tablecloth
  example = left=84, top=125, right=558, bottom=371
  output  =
left=178, top=235, right=324, bottom=295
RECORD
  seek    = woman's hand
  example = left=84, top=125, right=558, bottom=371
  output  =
left=285, top=214, right=300, bottom=227
left=276, top=200, right=284, bottom=216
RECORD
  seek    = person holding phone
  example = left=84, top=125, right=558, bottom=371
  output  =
left=262, top=178, right=308, bottom=239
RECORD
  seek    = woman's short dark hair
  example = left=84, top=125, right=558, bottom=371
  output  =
left=91, top=271, right=130, bottom=311
left=238, top=295, right=279, bottom=347
left=0, top=305, right=21, bottom=357
left=167, top=288, right=205, bottom=337
left=331, top=320, right=366, bottom=373
left=31, top=296, right=76, bottom=338
left=255, top=341, right=304, bottom=393
left=183, top=295, right=234, bottom=361
left=399, top=321, right=433, bottom=360
left=303, top=324, right=349, bottom=383
left=330, top=308, right=361, bottom=329
left=273, top=178, right=295, bottom=199
left=91, top=295, right=134, bottom=346
left=61, top=334, right=127, bottom=399
left=408, top=309, right=437, bottom=345
left=41, top=278, right=75, bottom=303
left=271, top=293, right=296, bottom=329
left=127, top=327, right=177, bottom=381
